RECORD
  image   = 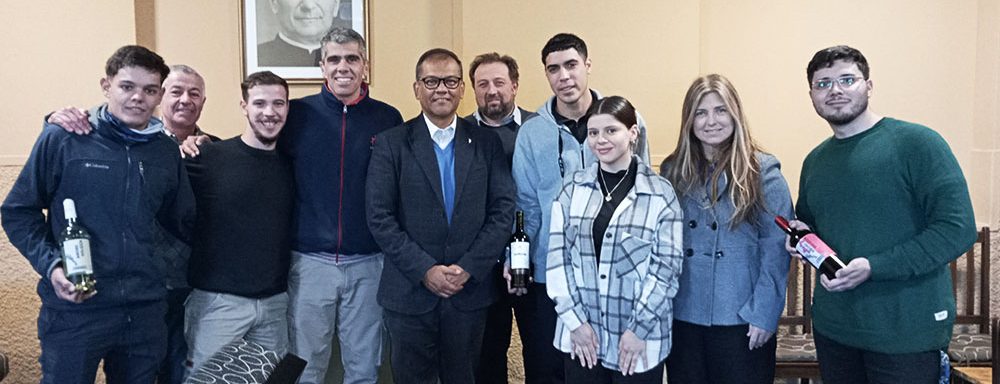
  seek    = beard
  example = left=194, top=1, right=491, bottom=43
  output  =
left=478, top=98, right=513, bottom=122
left=254, top=130, right=279, bottom=145
left=250, top=118, right=282, bottom=145
left=815, top=96, right=869, bottom=126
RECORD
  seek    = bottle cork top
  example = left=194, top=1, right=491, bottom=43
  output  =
left=62, top=198, right=77, bottom=220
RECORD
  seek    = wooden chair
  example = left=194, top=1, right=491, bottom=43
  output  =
left=775, top=258, right=819, bottom=383
left=992, top=317, right=998, bottom=384
left=948, top=227, right=992, bottom=367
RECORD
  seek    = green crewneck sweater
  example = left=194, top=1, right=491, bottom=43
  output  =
left=796, top=117, right=976, bottom=354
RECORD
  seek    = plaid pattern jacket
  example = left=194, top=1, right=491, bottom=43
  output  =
left=546, top=159, right=683, bottom=373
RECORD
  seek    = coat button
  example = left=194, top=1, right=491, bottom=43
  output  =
left=600, top=274, right=607, bottom=279
left=715, top=250, right=724, bottom=258
left=605, top=233, right=612, bottom=239
left=685, top=248, right=693, bottom=257
left=711, top=222, right=718, bottom=230
left=688, top=220, right=697, bottom=228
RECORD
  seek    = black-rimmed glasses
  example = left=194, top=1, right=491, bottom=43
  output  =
left=419, top=76, right=462, bottom=90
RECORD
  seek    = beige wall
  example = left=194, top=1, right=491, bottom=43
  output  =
left=1, top=0, right=996, bottom=226
left=0, top=2, right=137, bottom=164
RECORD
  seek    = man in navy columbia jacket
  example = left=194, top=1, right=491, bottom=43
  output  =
left=2, top=45, right=194, bottom=384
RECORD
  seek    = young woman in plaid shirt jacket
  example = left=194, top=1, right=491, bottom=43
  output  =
left=547, top=96, right=684, bottom=383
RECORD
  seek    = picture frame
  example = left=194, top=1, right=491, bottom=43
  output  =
left=240, top=0, right=369, bottom=84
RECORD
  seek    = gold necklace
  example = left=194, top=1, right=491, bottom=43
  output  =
left=598, top=166, right=629, bottom=202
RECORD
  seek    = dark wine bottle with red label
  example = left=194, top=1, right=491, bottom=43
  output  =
left=509, top=211, right=530, bottom=289
left=61, top=198, right=97, bottom=294
left=775, top=216, right=846, bottom=280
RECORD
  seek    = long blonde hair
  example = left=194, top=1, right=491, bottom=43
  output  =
left=663, top=74, right=765, bottom=227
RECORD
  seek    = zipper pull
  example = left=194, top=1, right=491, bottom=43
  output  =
left=138, top=161, right=145, bottom=185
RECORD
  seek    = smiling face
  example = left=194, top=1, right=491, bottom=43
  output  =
left=270, top=0, right=341, bottom=45
left=809, top=59, right=872, bottom=126
left=101, top=66, right=164, bottom=130
left=587, top=113, right=638, bottom=172
left=414, top=58, right=464, bottom=124
left=543, top=48, right=590, bottom=106
left=692, top=92, right=735, bottom=159
left=472, top=62, right=517, bottom=123
left=320, top=41, right=367, bottom=102
left=241, top=84, right=289, bottom=147
left=160, top=71, right=206, bottom=130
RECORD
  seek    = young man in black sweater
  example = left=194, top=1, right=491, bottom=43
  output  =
left=182, top=71, right=295, bottom=373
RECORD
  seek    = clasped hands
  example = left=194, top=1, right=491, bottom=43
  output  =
left=423, top=264, right=470, bottom=298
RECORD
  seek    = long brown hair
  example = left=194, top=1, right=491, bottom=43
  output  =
left=663, top=74, right=765, bottom=227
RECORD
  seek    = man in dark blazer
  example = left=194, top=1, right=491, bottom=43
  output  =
left=366, top=48, right=515, bottom=384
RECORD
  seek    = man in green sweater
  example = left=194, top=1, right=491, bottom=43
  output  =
left=788, top=45, right=977, bottom=383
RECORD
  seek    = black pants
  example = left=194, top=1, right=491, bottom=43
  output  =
left=476, top=272, right=565, bottom=384
left=813, top=330, right=941, bottom=384
left=384, top=300, right=487, bottom=384
left=156, top=287, right=190, bottom=384
left=564, top=354, right=664, bottom=384
left=665, top=320, right=776, bottom=384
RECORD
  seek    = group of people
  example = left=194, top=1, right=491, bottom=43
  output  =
left=0, top=25, right=978, bottom=384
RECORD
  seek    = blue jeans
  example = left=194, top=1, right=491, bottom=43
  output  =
left=814, top=330, right=941, bottom=384
left=184, top=290, right=289, bottom=373
left=38, top=301, right=167, bottom=384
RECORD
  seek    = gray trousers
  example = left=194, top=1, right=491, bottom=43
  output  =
left=287, top=252, right=384, bottom=384
left=184, top=290, right=289, bottom=374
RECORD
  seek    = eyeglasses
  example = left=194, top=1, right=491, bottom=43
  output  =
left=811, top=76, right=865, bottom=91
left=419, top=76, right=462, bottom=90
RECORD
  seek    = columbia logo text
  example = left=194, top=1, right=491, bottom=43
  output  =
left=84, top=163, right=110, bottom=170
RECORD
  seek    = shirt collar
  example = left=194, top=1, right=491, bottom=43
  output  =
left=277, top=32, right=321, bottom=52
left=423, top=114, right=457, bottom=134
left=473, top=107, right=521, bottom=127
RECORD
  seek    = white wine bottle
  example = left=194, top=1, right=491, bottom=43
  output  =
left=509, top=211, right=531, bottom=289
left=60, top=198, right=96, bottom=294
left=775, top=216, right=846, bottom=280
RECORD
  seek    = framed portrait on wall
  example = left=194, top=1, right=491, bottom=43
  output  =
left=241, top=0, right=368, bottom=83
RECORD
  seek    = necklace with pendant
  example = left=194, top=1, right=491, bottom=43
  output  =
left=599, top=166, right=629, bottom=202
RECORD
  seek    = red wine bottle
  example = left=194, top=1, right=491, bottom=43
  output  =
left=509, top=211, right=531, bottom=289
left=775, top=216, right=846, bottom=280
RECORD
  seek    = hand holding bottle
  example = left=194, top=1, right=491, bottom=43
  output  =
left=50, top=266, right=95, bottom=303
left=775, top=216, right=846, bottom=280
left=782, top=219, right=811, bottom=258
left=502, top=259, right=530, bottom=296
left=820, top=257, right=871, bottom=292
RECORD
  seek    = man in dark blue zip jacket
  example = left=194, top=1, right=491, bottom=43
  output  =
left=1, top=45, right=195, bottom=384
left=278, top=27, right=402, bottom=384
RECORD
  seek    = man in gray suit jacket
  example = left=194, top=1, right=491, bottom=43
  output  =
left=365, top=48, right=515, bottom=384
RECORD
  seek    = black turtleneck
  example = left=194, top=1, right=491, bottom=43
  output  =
left=591, top=159, right=638, bottom=262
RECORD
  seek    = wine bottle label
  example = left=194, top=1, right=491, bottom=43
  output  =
left=795, top=234, right=835, bottom=270
left=510, top=241, right=530, bottom=270
left=63, top=239, right=93, bottom=275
